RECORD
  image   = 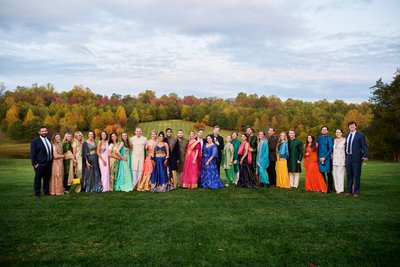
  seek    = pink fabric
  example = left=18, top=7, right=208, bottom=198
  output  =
left=238, top=141, right=252, bottom=164
left=181, top=141, right=201, bottom=188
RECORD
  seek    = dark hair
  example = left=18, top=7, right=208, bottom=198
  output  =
left=165, top=128, right=172, bottom=132
left=321, top=125, right=329, bottom=131
left=206, top=134, right=214, bottom=143
left=241, top=133, right=249, bottom=140
left=158, top=131, right=165, bottom=137
left=121, top=132, right=129, bottom=148
left=305, top=133, right=317, bottom=151
left=245, top=126, right=252, bottom=131
left=38, top=126, right=47, bottom=131
left=198, top=128, right=204, bottom=132
left=87, top=130, right=96, bottom=140
left=232, top=131, right=238, bottom=137
left=335, top=128, right=343, bottom=134
left=214, top=125, right=220, bottom=129
left=108, top=132, right=118, bottom=144
left=348, top=121, right=357, bottom=127
left=267, top=127, right=275, bottom=132
left=177, top=129, right=184, bottom=133
left=100, top=131, right=108, bottom=141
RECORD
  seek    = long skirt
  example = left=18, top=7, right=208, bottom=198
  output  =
left=151, top=157, right=171, bottom=192
left=237, top=158, right=258, bottom=188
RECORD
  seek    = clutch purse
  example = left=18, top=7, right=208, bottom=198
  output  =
left=72, top=178, right=81, bottom=185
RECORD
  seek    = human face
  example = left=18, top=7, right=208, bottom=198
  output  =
left=349, top=123, right=357, bottom=132
left=232, top=132, right=238, bottom=140
left=75, top=132, right=82, bottom=141
left=151, top=131, right=157, bottom=140
left=111, top=133, right=117, bottom=142
left=288, top=131, right=295, bottom=139
left=213, top=127, right=220, bottom=136
left=88, top=132, right=94, bottom=141
left=241, top=134, right=247, bottom=142
left=177, top=131, right=184, bottom=139
left=307, top=135, right=312, bottom=143
left=135, top=128, right=142, bottom=137
left=321, top=127, right=328, bottom=136
left=280, top=133, right=286, bottom=141
left=268, top=128, right=275, bottom=136
left=189, top=131, right=195, bottom=140
left=101, top=132, right=107, bottom=141
left=226, top=135, right=231, bottom=142
left=198, top=130, right=204, bottom=138
left=166, top=130, right=172, bottom=138
left=158, top=134, right=164, bottom=142
left=207, top=136, right=213, bottom=144
left=246, top=128, right=252, bottom=135
left=66, top=134, right=72, bottom=142
left=39, top=128, right=48, bottom=138
left=55, top=134, right=61, bottom=143
left=335, top=129, right=343, bottom=138
left=121, top=133, right=128, bottom=141
left=258, top=132, right=265, bottom=140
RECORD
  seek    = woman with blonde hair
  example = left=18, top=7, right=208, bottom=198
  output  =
left=63, top=132, right=75, bottom=193
left=72, top=131, right=84, bottom=192
left=50, top=133, right=64, bottom=195
left=276, top=132, right=290, bottom=189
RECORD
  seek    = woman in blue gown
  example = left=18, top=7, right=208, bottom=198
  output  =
left=200, top=135, right=224, bottom=189
left=150, top=131, right=171, bottom=192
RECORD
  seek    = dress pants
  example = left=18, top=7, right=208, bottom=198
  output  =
left=333, top=165, right=345, bottom=193
left=267, top=161, right=276, bottom=185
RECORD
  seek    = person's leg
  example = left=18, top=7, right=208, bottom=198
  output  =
left=353, top=162, right=362, bottom=195
left=294, top=172, right=300, bottom=188
left=345, top=157, right=353, bottom=194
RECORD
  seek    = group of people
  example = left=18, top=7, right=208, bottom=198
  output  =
left=30, top=121, right=368, bottom=198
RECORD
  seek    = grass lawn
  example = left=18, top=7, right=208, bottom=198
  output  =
left=0, top=158, right=399, bottom=266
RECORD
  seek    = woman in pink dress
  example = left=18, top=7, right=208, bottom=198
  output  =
left=181, top=131, right=201, bottom=189
left=97, top=131, right=110, bottom=192
left=137, top=130, right=157, bottom=191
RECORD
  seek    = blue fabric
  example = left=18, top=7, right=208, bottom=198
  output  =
left=115, top=144, right=133, bottom=192
left=200, top=144, right=224, bottom=189
left=150, top=156, right=169, bottom=187
left=317, top=135, right=334, bottom=172
left=278, top=141, right=289, bottom=159
left=257, top=139, right=270, bottom=184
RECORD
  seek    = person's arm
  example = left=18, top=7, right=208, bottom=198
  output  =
left=229, top=144, right=234, bottom=165
left=53, top=145, right=64, bottom=159
left=30, top=140, right=39, bottom=168
left=297, top=141, right=303, bottom=163
left=240, top=143, right=249, bottom=164
left=97, top=141, right=106, bottom=166
left=361, top=133, right=369, bottom=161
left=165, top=143, right=170, bottom=162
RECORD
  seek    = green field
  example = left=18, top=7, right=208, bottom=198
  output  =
left=0, top=158, right=399, bottom=266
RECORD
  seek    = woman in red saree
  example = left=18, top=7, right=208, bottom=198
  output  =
left=181, top=131, right=201, bottom=188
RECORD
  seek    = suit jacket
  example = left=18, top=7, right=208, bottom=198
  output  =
left=30, top=137, right=52, bottom=166
left=195, top=136, right=206, bottom=150
left=212, top=135, right=224, bottom=160
left=346, top=131, right=368, bottom=162
left=267, top=135, right=277, bottom=161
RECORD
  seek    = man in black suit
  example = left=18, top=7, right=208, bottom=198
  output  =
left=30, top=126, right=53, bottom=198
left=195, top=128, right=206, bottom=150
left=266, top=127, right=277, bottom=186
left=212, top=126, right=224, bottom=175
left=345, top=121, right=368, bottom=198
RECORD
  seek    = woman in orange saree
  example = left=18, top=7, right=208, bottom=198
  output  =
left=181, top=131, right=201, bottom=189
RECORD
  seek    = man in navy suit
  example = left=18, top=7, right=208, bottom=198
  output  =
left=30, top=126, right=53, bottom=198
left=212, top=126, right=224, bottom=175
left=345, top=121, right=368, bottom=197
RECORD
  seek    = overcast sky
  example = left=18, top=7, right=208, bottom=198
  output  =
left=0, top=0, right=399, bottom=102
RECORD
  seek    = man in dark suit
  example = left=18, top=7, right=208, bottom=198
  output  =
left=345, top=121, right=368, bottom=198
left=30, top=126, right=53, bottom=198
left=212, top=126, right=224, bottom=175
left=266, top=127, right=277, bottom=186
left=195, top=128, right=206, bottom=150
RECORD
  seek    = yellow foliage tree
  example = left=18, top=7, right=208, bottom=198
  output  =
left=6, top=104, right=19, bottom=128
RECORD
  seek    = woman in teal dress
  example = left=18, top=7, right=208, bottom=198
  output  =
left=82, top=130, right=103, bottom=193
left=257, top=131, right=270, bottom=187
left=115, top=132, right=133, bottom=192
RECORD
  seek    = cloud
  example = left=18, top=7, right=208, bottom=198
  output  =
left=0, top=0, right=399, bottom=102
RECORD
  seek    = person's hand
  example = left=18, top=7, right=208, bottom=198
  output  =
left=86, top=162, right=92, bottom=169
left=34, top=164, right=39, bottom=169
left=233, top=160, right=237, bottom=164
left=193, top=160, right=196, bottom=165
left=362, top=157, right=368, bottom=162
left=206, top=161, right=209, bottom=166
left=305, top=152, right=309, bottom=156
left=297, top=160, right=301, bottom=164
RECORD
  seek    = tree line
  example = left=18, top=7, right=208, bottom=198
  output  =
left=0, top=70, right=399, bottom=161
